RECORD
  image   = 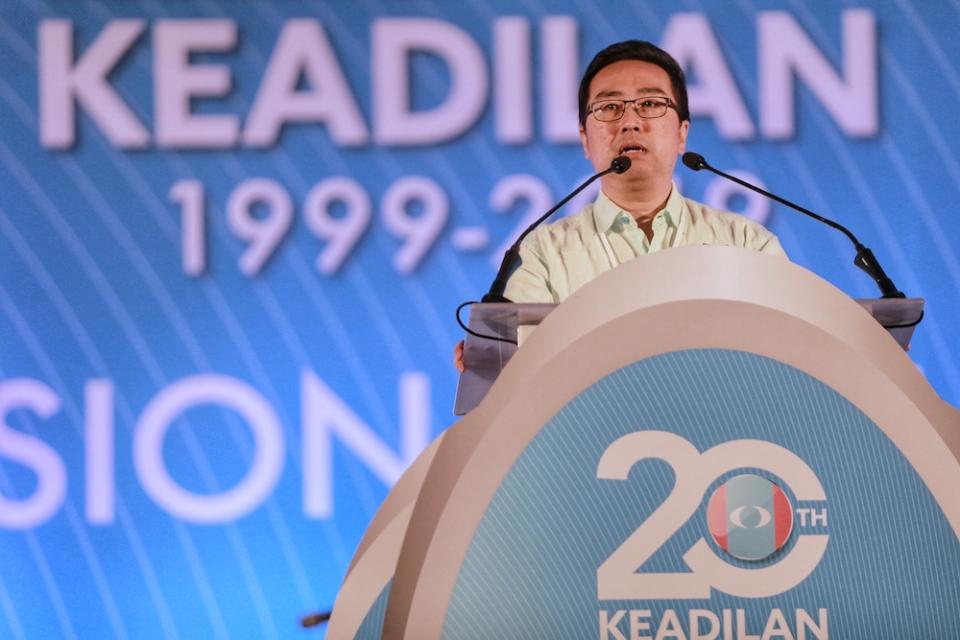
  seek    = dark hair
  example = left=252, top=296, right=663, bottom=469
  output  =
left=578, top=40, right=690, bottom=126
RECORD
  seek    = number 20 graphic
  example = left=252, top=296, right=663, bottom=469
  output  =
left=596, top=431, right=828, bottom=600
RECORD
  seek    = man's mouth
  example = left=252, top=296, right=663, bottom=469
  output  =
left=618, top=143, right=647, bottom=155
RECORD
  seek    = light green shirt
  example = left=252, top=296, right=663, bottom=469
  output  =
left=504, top=184, right=786, bottom=303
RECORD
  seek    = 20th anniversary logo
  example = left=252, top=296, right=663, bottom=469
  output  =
left=596, top=432, right=829, bottom=640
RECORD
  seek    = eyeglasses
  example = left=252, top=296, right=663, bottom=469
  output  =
left=588, top=96, right=678, bottom=122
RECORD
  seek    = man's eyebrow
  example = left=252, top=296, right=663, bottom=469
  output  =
left=591, top=87, right=670, bottom=100
left=592, top=89, right=625, bottom=100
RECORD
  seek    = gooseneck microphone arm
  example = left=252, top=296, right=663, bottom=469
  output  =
left=481, top=156, right=632, bottom=303
left=681, top=152, right=905, bottom=299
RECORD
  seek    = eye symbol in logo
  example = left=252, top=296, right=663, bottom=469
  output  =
left=707, top=474, right=794, bottom=561
left=729, top=505, right=772, bottom=529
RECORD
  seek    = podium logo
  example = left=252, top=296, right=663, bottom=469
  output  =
left=596, top=432, right=828, bottom=600
left=707, top=474, right=794, bottom=561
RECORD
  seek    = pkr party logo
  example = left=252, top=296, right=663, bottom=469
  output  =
left=597, top=432, right=828, bottom=600
left=707, top=474, right=794, bottom=561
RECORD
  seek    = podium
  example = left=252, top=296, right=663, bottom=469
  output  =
left=328, top=246, right=960, bottom=639
left=454, top=297, right=924, bottom=416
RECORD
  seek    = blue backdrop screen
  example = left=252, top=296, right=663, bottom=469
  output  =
left=0, top=1, right=958, bottom=637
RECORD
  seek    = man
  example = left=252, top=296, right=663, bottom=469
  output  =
left=504, top=39, right=785, bottom=303
left=455, top=40, right=784, bottom=369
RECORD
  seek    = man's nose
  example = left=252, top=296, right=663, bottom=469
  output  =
left=620, top=107, right=649, bottom=131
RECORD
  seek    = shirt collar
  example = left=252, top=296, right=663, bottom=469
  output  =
left=594, top=182, right=685, bottom=232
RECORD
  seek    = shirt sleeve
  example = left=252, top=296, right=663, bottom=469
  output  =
left=753, top=228, right=788, bottom=258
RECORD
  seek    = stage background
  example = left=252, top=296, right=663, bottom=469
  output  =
left=1, top=0, right=958, bottom=638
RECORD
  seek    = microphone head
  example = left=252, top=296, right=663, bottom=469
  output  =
left=610, top=156, right=631, bottom=174
left=681, top=152, right=707, bottom=171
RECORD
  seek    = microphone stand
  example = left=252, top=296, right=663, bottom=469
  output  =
left=682, top=152, right=905, bottom=299
left=482, top=156, right=632, bottom=303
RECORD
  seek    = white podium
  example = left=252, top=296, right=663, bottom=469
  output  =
left=329, top=247, right=960, bottom=639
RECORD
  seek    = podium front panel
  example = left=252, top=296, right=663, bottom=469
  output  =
left=443, top=348, right=958, bottom=637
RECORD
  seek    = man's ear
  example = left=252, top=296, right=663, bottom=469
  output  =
left=677, top=120, right=690, bottom=154
left=579, top=125, right=589, bottom=159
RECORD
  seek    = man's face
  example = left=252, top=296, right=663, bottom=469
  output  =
left=579, top=59, right=689, bottom=182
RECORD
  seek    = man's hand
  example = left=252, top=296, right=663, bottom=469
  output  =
left=453, top=340, right=465, bottom=372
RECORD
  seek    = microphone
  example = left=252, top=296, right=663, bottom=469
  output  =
left=300, top=610, right=331, bottom=628
left=681, top=152, right=905, bottom=299
left=482, top=156, right=631, bottom=303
